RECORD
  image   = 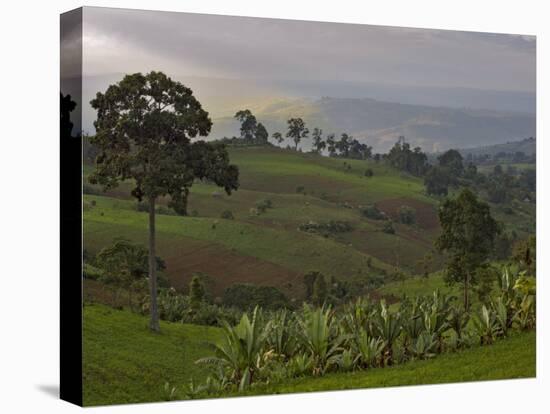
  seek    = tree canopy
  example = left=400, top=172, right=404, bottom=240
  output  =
left=89, top=71, right=239, bottom=331
left=436, top=188, right=500, bottom=309
left=286, top=118, right=309, bottom=150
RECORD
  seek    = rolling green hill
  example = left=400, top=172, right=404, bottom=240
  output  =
left=84, top=146, right=444, bottom=298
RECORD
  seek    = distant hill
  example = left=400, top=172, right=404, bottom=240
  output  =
left=457, top=137, right=536, bottom=158
left=81, top=75, right=535, bottom=154
left=209, top=97, right=535, bottom=153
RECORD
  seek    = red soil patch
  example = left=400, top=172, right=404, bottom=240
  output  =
left=376, top=197, right=440, bottom=230
left=157, top=239, right=303, bottom=300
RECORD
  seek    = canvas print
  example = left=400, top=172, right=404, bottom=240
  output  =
left=61, top=6, right=536, bottom=406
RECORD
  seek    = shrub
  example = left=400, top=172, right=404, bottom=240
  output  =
left=220, top=210, right=234, bottom=220
left=255, top=198, right=273, bottom=213
left=298, top=220, right=353, bottom=236
left=83, top=183, right=101, bottom=195
left=382, top=220, right=395, bottom=234
left=83, top=263, right=102, bottom=280
left=296, top=185, right=305, bottom=194
left=364, top=168, right=373, bottom=177
left=360, top=204, right=385, bottom=220
left=398, top=205, right=416, bottom=225
left=223, top=284, right=290, bottom=311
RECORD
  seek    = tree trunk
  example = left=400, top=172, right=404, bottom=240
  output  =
left=148, top=197, right=160, bottom=332
left=464, top=270, right=470, bottom=311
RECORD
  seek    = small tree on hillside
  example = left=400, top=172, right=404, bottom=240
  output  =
left=90, top=71, right=239, bottom=331
left=234, top=109, right=257, bottom=143
left=436, top=188, right=500, bottom=310
left=255, top=122, right=269, bottom=145
left=96, top=239, right=165, bottom=311
left=303, top=271, right=320, bottom=300
left=286, top=117, right=309, bottom=150
left=312, top=128, right=326, bottom=154
left=311, top=273, right=328, bottom=306
left=438, top=149, right=464, bottom=182
left=326, top=133, right=337, bottom=157
left=189, top=274, right=206, bottom=310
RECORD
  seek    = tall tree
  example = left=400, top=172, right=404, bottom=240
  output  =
left=234, top=109, right=258, bottom=143
left=255, top=122, right=269, bottom=145
left=312, top=128, right=326, bottom=154
left=286, top=118, right=309, bottom=150
left=311, top=273, right=328, bottom=306
left=189, top=274, right=206, bottom=310
left=89, top=71, right=239, bottom=331
left=326, top=133, right=337, bottom=157
left=336, top=133, right=353, bottom=158
left=438, top=149, right=464, bottom=178
left=436, top=188, right=499, bottom=310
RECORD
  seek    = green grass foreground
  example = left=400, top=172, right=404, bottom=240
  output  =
left=83, top=303, right=221, bottom=406
left=83, top=303, right=535, bottom=406
left=244, top=332, right=536, bottom=396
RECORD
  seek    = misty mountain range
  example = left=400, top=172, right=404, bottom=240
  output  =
left=78, top=74, right=536, bottom=153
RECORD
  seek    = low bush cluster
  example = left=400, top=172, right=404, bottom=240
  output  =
left=398, top=205, right=416, bottom=225
left=255, top=198, right=273, bottom=213
left=298, top=220, right=353, bottom=236
left=223, top=284, right=290, bottom=311
left=359, top=204, right=386, bottom=220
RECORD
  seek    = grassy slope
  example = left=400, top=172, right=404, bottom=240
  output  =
left=246, top=331, right=535, bottom=397
left=83, top=145, right=533, bottom=297
left=83, top=304, right=221, bottom=406
left=83, top=146, right=442, bottom=297
left=83, top=303, right=535, bottom=406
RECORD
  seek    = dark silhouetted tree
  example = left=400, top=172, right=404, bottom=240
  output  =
left=89, top=71, right=239, bottom=331
left=189, top=274, right=206, bottom=310
left=286, top=117, right=309, bottom=150
left=312, top=128, right=326, bottom=154
left=234, top=109, right=257, bottom=143
left=255, top=122, right=269, bottom=145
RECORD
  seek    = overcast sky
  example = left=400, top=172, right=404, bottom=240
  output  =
left=81, top=6, right=535, bottom=93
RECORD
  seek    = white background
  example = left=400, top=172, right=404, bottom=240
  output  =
left=0, top=0, right=547, bottom=412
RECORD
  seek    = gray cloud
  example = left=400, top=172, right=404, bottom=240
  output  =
left=82, top=6, right=535, bottom=92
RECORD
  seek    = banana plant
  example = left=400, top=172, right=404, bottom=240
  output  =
left=287, top=353, right=315, bottom=378
left=514, top=294, right=535, bottom=331
left=298, top=304, right=343, bottom=375
left=498, top=265, right=519, bottom=299
left=373, top=300, right=402, bottom=365
left=196, top=306, right=270, bottom=388
left=338, top=349, right=356, bottom=372
left=203, top=365, right=231, bottom=394
left=409, top=332, right=438, bottom=360
left=401, top=297, right=425, bottom=355
left=420, top=290, right=454, bottom=352
left=341, top=297, right=377, bottom=338
left=353, top=329, right=385, bottom=368
left=265, top=309, right=299, bottom=360
left=491, top=297, right=512, bottom=336
left=181, top=378, right=208, bottom=399
left=448, top=305, right=470, bottom=348
left=472, top=305, right=500, bottom=345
